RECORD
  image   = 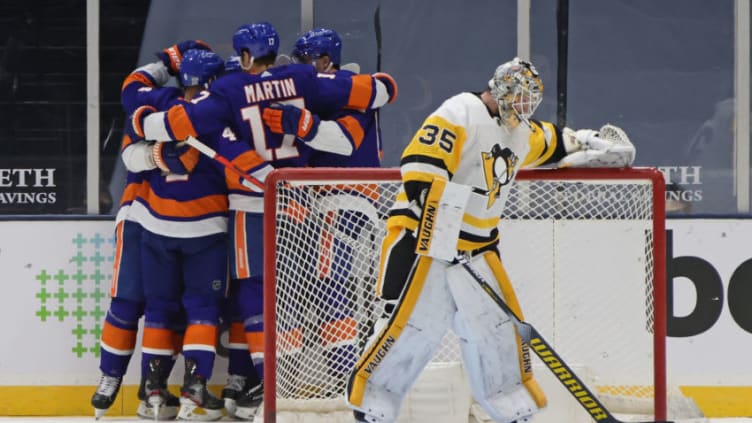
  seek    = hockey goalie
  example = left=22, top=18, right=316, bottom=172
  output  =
left=345, top=57, right=636, bottom=423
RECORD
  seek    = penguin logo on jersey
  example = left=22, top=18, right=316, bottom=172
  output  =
left=481, top=144, right=518, bottom=208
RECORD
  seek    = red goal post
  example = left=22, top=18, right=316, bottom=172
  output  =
left=263, top=167, right=667, bottom=423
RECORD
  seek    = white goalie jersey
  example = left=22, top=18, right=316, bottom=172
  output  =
left=387, top=92, right=567, bottom=252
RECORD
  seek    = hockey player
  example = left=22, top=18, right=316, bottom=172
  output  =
left=345, top=57, right=635, bottom=423
left=261, top=27, right=388, bottom=399
left=90, top=40, right=213, bottom=420
left=126, top=21, right=398, bottom=421
left=121, top=46, right=234, bottom=421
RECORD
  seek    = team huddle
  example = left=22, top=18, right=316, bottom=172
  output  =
left=91, top=19, right=635, bottom=423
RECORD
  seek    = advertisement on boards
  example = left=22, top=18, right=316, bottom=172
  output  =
left=0, top=219, right=751, bottom=416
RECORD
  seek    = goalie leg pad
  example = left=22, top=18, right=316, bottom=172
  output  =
left=446, top=253, right=546, bottom=422
left=347, top=257, right=456, bottom=422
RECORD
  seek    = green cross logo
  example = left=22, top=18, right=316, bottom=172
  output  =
left=33, top=232, right=116, bottom=358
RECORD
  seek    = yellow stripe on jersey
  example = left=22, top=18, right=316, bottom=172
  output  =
left=523, top=120, right=560, bottom=168
left=462, top=212, right=500, bottom=229
left=401, top=114, right=467, bottom=176
left=386, top=215, right=419, bottom=231
left=457, top=235, right=499, bottom=252
left=401, top=170, right=437, bottom=184
left=349, top=255, right=433, bottom=406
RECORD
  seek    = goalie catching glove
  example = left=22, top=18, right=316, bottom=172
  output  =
left=558, top=124, right=635, bottom=168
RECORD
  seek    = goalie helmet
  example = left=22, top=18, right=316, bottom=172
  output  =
left=488, top=57, right=543, bottom=126
left=232, top=22, right=279, bottom=59
left=179, top=49, right=224, bottom=87
left=292, top=28, right=342, bottom=67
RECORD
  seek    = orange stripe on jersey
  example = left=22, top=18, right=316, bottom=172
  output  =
left=226, top=150, right=267, bottom=191
left=282, top=198, right=310, bottom=224
left=346, top=75, right=374, bottom=111
left=121, top=71, right=155, bottom=93
left=317, top=211, right=335, bottom=279
left=146, top=192, right=228, bottom=219
left=109, top=221, right=125, bottom=296
left=229, top=322, right=247, bottom=344
left=101, top=320, right=137, bottom=352
left=320, top=317, right=357, bottom=346
left=278, top=327, right=302, bottom=353
left=246, top=331, right=264, bottom=353
left=183, top=323, right=217, bottom=348
left=119, top=181, right=144, bottom=206
left=234, top=212, right=250, bottom=279
left=142, top=327, right=175, bottom=352
left=336, top=115, right=365, bottom=149
left=231, top=150, right=266, bottom=173
left=166, top=105, right=198, bottom=141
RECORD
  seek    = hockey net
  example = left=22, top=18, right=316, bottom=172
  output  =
left=263, top=167, right=669, bottom=423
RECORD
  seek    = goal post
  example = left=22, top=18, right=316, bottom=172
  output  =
left=263, top=167, right=668, bottom=423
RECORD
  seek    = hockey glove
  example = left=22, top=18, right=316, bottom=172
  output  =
left=262, top=104, right=320, bottom=142
left=128, top=105, right=157, bottom=139
left=152, top=141, right=200, bottom=175
left=373, top=72, right=398, bottom=104
left=156, top=40, right=213, bottom=75
left=562, top=127, right=611, bottom=153
left=558, top=124, right=635, bottom=168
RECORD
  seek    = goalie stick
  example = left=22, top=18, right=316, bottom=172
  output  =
left=455, top=255, right=673, bottom=423
left=183, top=136, right=265, bottom=191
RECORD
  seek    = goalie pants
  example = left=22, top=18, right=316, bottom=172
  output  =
left=346, top=228, right=546, bottom=423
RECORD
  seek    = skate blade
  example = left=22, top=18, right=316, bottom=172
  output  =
left=223, top=398, right=238, bottom=418
left=137, top=400, right=178, bottom=421
left=94, top=407, right=108, bottom=420
left=177, top=402, right=223, bottom=421
left=232, top=405, right=259, bottom=421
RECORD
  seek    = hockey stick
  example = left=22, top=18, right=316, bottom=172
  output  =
left=455, top=255, right=672, bottom=423
left=183, top=136, right=265, bottom=191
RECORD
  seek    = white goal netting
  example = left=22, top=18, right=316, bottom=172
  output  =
left=262, top=167, right=670, bottom=423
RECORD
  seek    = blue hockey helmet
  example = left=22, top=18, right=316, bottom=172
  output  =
left=292, top=28, right=342, bottom=66
left=224, top=55, right=242, bottom=73
left=232, top=22, right=279, bottom=59
left=179, top=49, right=224, bottom=87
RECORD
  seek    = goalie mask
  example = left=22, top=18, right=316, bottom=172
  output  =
left=488, top=58, right=543, bottom=127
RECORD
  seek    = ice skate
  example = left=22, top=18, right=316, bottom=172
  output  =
left=233, top=383, right=262, bottom=421
left=178, top=359, right=224, bottom=421
left=221, top=374, right=247, bottom=418
left=91, top=374, right=122, bottom=419
left=138, top=358, right=179, bottom=420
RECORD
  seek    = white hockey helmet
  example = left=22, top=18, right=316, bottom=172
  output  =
left=488, top=57, right=543, bottom=126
